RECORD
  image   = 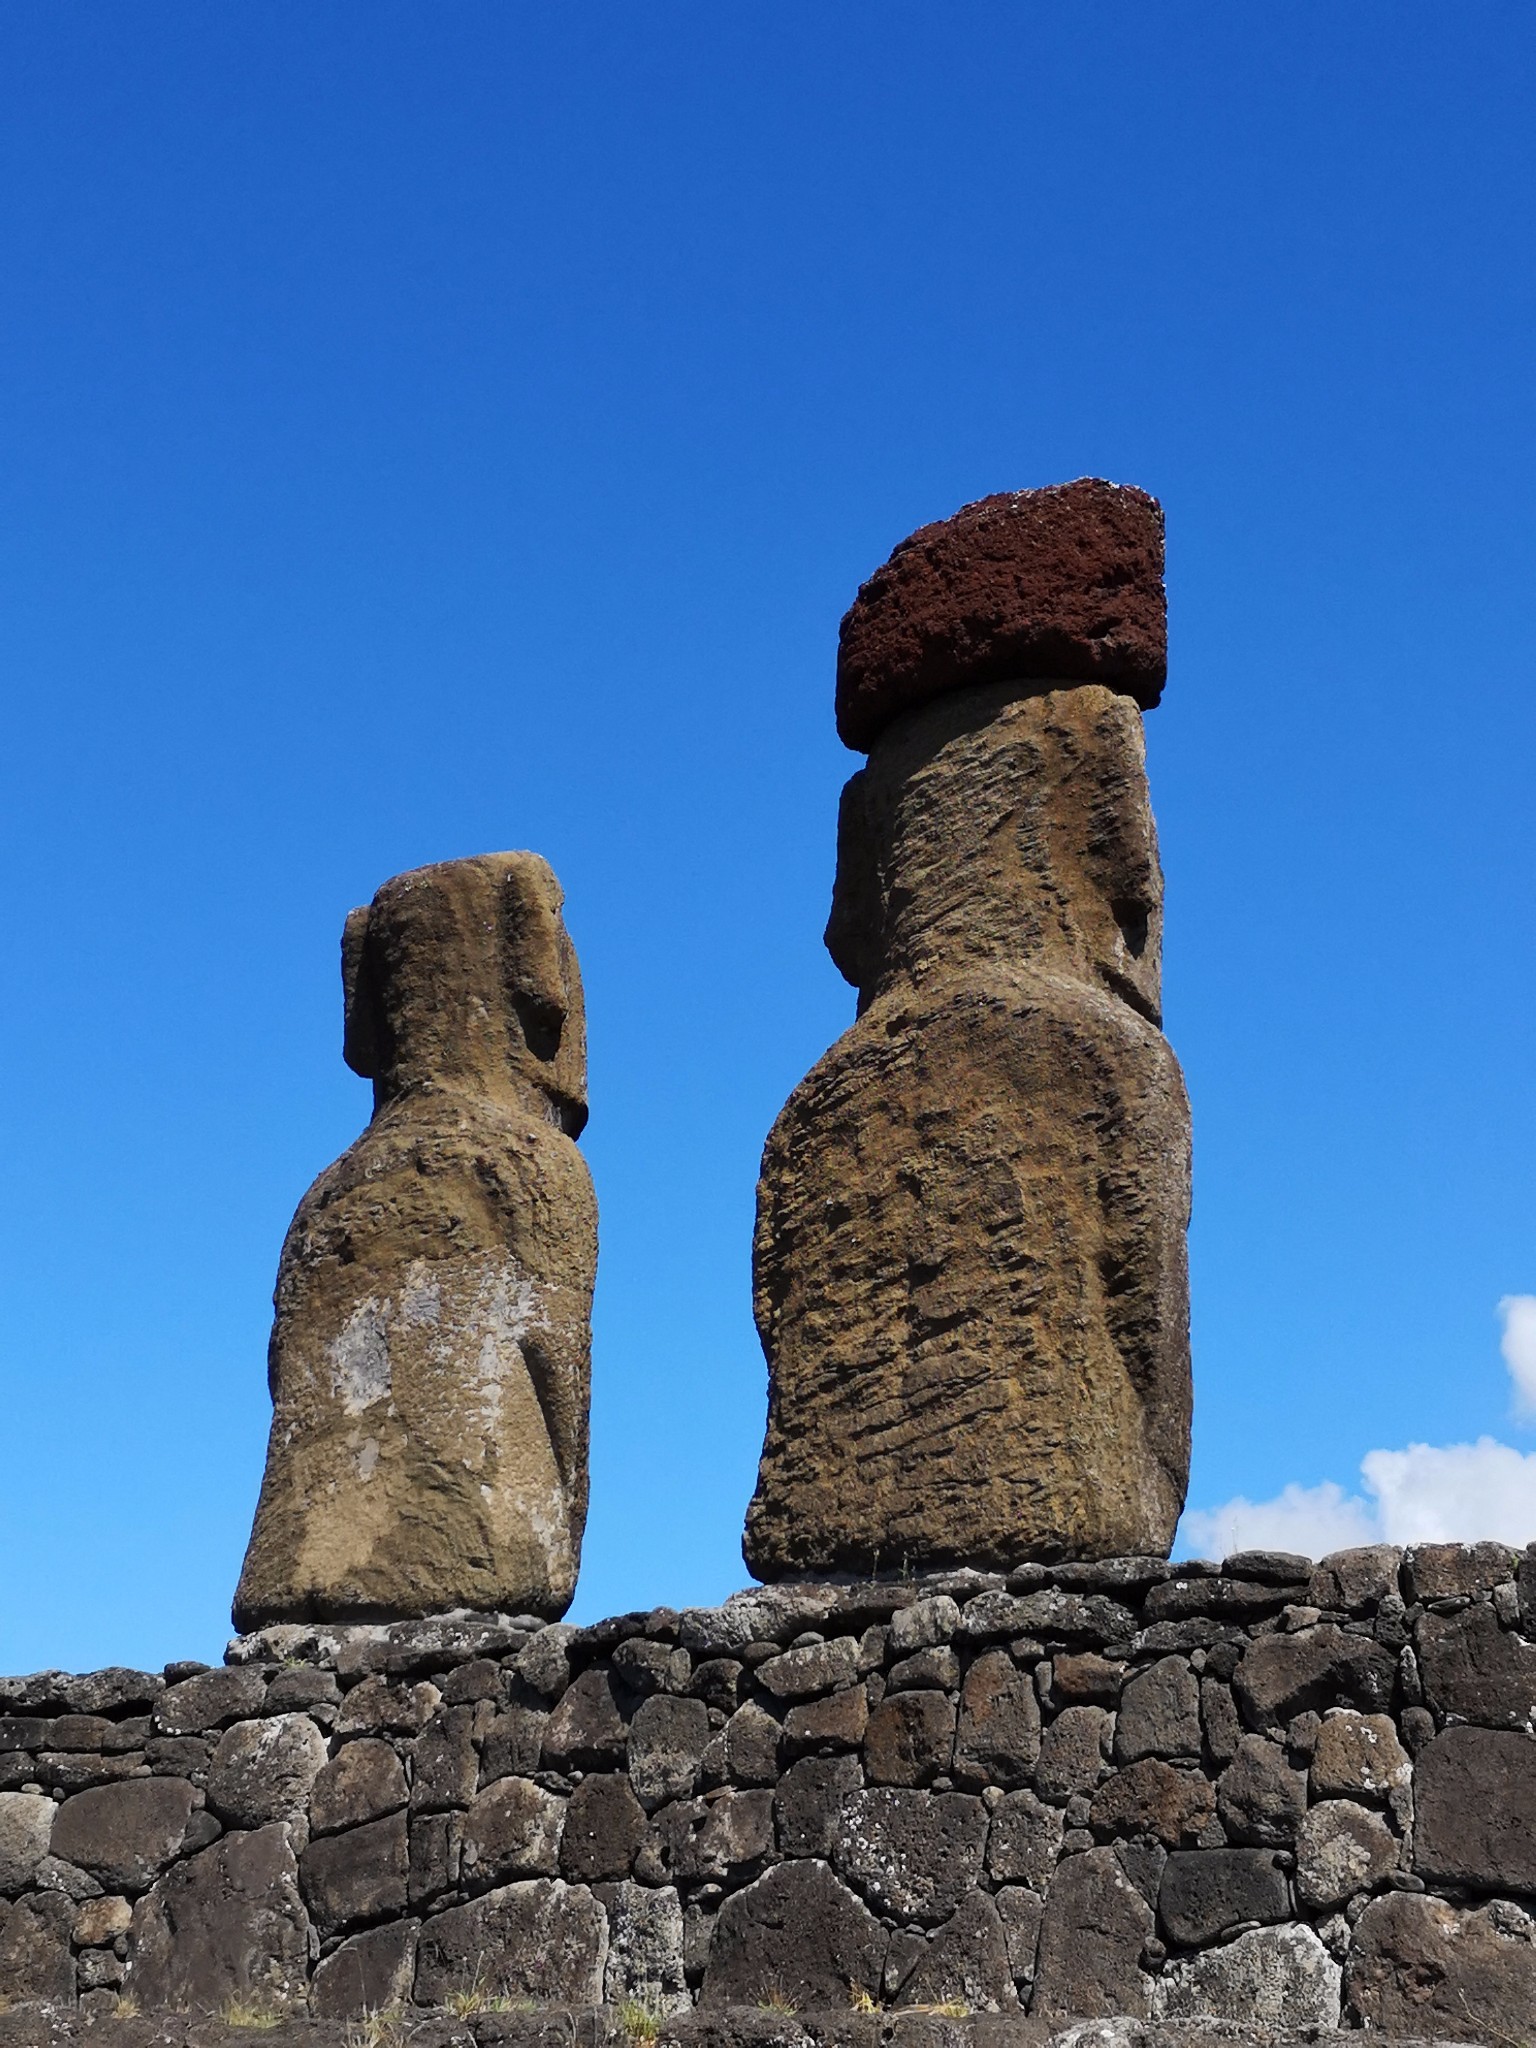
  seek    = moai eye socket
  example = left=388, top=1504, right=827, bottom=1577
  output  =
left=1112, top=897, right=1151, bottom=960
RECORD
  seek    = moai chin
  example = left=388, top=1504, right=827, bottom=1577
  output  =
left=233, top=852, right=596, bottom=1628
left=745, top=479, right=1192, bottom=1578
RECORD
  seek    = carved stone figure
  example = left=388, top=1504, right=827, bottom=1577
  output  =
left=233, top=852, right=596, bottom=1627
left=745, top=480, right=1191, bottom=1578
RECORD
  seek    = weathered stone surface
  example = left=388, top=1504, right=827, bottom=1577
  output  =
left=1157, top=1848, right=1289, bottom=1947
left=207, top=1716, right=328, bottom=1829
left=888, top=1596, right=961, bottom=1655
left=748, top=678, right=1189, bottom=1580
left=153, top=1666, right=268, bottom=1736
left=834, top=479, right=1167, bottom=750
left=460, top=1776, right=563, bottom=1887
left=126, top=1825, right=310, bottom=2013
left=754, top=1639, right=860, bottom=1701
left=0, top=1791, right=55, bottom=1893
left=559, top=1771, right=646, bottom=1881
left=1417, top=1603, right=1536, bottom=1730
left=603, top=1879, right=688, bottom=2010
left=897, top=1892, right=1017, bottom=2011
left=1310, top=1710, right=1411, bottom=1802
left=543, top=1669, right=630, bottom=1768
left=717, top=1702, right=782, bottom=1787
left=1115, top=1659, right=1200, bottom=1762
left=952, top=1650, right=1040, bottom=1789
left=629, top=1694, right=711, bottom=1811
left=234, top=852, right=597, bottom=1626
left=1308, top=1545, right=1402, bottom=1611
left=1347, top=1890, right=1536, bottom=2040
left=1031, top=1846, right=1154, bottom=2018
left=1414, top=1725, right=1536, bottom=1891
left=73, top=1894, right=132, bottom=1945
left=1234, top=1625, right=1395, bottom=1728
left=783, top=1685, right=868, bottom=1754
left=407, top=1809, right=461, bottom=1911
left=1404, top=1542, right=1519, bottom=1603
left=1295, top=1798, right=1398, bottom=1907
left=864, top=1691, right=955, bottom=1787
left=701, top=1859, right=887, bottom=2008
left=410, top=1703, right=479, bottom=1813
left=309, top=1918, right=418, bottom=2018
left=1053, top=1653, right=1126, bottom=1705
left=833, top=1788, right=988, bottom=1924
left=480, top=1705, right=549, bottom=1784
left=1036, top=1705, right=1113, bottom=1801
left=299, top=1811, right=408, bottom=1933
left=984, top=1795, right=1062, bottom=1900
left=414, top=1878, right=606, bottom=2005
left=774, top=1755, right=862, bottom=1859
left=995, top=1885, right=1045, bottom=1985
left=1217, top=1736, right=1308, bottom=1846
left=0, top=1891, right=74, bottom=2003
left=1091, top=1759, right=1216, bottom=1847
left=51, top=1778, right=196, bottom=1892
left=309, top=1738, right=406, bottom=1836
left=334, top=1673, right=440, bottom=1739
left=1154, top=1923, right=1341, bottom=2025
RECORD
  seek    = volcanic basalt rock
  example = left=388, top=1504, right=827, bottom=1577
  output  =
left=233, top=852, right=596, bottom=1628
left=745, top=484, right=1191, bottom=1579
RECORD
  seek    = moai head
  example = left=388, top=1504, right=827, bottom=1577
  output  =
left=824, top=481, right=1168, bottom=1024
left=340, top=851, right=588, bottom=1132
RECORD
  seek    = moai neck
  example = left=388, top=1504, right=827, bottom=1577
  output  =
left=825, top=680, right=1164, bottom=1026
left=341, top=852, right=588, bottom=1134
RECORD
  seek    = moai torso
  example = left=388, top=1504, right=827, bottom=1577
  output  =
left=745, top=481, right=1191, bottom=1577
left=233, top=852, right=596, bottom=1627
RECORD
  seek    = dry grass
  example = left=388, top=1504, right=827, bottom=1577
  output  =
left=617, top=1994, right=667, bottom=2042
left=220, top=2001, right=285, bottom=2031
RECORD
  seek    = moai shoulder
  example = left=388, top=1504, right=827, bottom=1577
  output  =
left=233, top=852, right=597, bottom=1630
left=746, top=480, right=1192, bottom=1580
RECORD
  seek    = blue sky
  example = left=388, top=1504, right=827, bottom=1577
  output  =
left=2, top=6, right=1534, bottom=1673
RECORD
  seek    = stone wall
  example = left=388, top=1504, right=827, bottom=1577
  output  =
left=2, top=1545, right=1535, bottom=2042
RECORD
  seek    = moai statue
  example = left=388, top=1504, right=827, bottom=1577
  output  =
left=233, top=852, right=596, bottom=1628
left=745, top=480, right=1192, bottom=1578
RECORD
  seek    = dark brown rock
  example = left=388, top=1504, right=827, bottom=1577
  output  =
left=1417, top=1602, right=1536, bottom=1730
left=1200, top=1677, right=1243, bottom=1765
left=1404, top=1542, right=1520, bottom=1603
left=309, top=1918, right=418, bottom=2019
left=1158, top=1847, right=1289, bottom=1947
left=125, top=1825, right=310, bottom=2014
left=407, top=1809, right=461, bottom=1910
left=414, top=1878, right=606, bottom=2005
left=1414, top=1725, right=1536, bottom=1891
left=460, top=1776, right=563, bottom=1888
left=1217, top=1735, right=1308, bottom=1846
left=718, top=1702, right=781, bottom=1787
left=1234, top=1625, right=1395, bottom=1729
left=1091, top=1759, right=1216, bottom=1847
left=298, top=1810, right=408, bottom=1933
left=559, top=1772, right=646, bottom=1882
left=334, top=1673, right=441, bottom=1738
left=0, top=1892, right=74, bottom=2004
left=1347, top=1891, right=1536, bottom=2041
left=774, top=1755, right=862, bottom=1858
left=754, top=1638, right=860, bottom=1700
left=479, top=1705, right=547, bottom=1784
left=542, top=1668, right=630, bottom=1769
left=952, top=1649, right=1040, bottom=1789
left=234, top=853, right=597, bottom=1627
left=153, top=1666, right=268, bottom=1736
left=864, top=1690, right=955, bottom=1788
left=783, top=1685, right=869, bottom=1754
left=834, top=480, right=1167, bottom=750
left=1308, top=1545, right=1403, bottom=1612
left=1030, top=1845, right=1154, bottom=2018
left=747, top=681, right=1190, bottom=1578
left=50, top=1778, right=196, bottom=1892
left=995, top=1886, right=1045, bottom=1987
left=1115, top=1657, right=1200, bottom=1761
left=1052, top=1653, right=1125, bottom=1705
left=1035, top=1704, right=1113, bottom=1801
left=701, top=1859, right=887, bottom=2008
left=410, top=1703, right=480, bottom=1812
left=1310, top=1709, right=1411, bottom=1803
left=832, top=1787, right=988, bottom=1924
left=309, top=1738, right=406, bottom=1836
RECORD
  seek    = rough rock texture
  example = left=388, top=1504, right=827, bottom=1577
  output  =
left=4, top=1544, right=1536, bottom=2040
left=834, top=479, right=1167, bottom=750
left=233, top=852, right=597, bottom=1626
left=746, top=678, right=1190, bottom=1577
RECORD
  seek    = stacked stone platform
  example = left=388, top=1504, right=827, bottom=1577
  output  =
left=1, top=1546, right=1533, bottom=2042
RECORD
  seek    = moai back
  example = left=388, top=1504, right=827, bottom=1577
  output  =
left=234, top=852, right=596, bottom=1627
left=745, top=481, right=1191, bottom=1577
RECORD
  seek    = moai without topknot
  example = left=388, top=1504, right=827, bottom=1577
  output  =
left=745, top=479, right=1192, bottom=1578
left=234, top=852, right=596, bottom=1628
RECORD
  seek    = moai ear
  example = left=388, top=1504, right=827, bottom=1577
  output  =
left=824, top=769, right=880, bottom=999
left=341, top=905, right=381, bottom=1079
left=501, top=862, right=570, bottom=1063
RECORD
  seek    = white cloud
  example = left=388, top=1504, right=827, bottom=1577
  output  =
left=1177, top=1298, right=1536, bottom=1561
left=1499, top=1294, right=1536, bottom=1421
